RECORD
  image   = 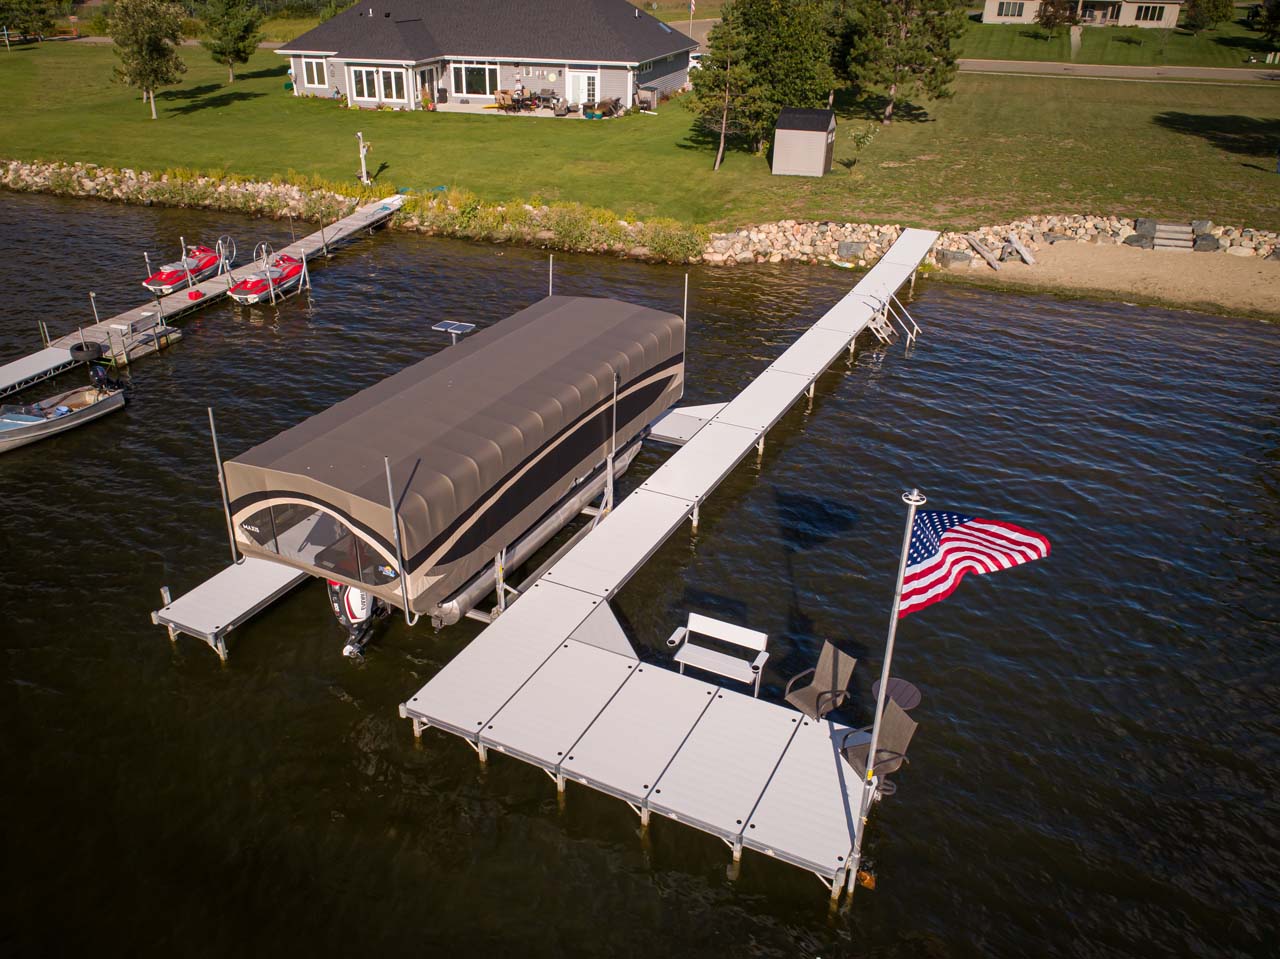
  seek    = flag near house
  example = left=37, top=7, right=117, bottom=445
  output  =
left=898, top=510, right=1050, bottom=617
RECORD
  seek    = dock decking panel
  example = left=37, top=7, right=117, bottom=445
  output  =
left=541, top=489, right=694, bottom=599
left=767, top=327, right=860, bottom=379
left=0, top=348, right=78, bottom=398
left=743, top=716, right=859, bottom=879
left=153, top=557, right=310, bottom=642
left=558, top=665, right=718, bottom=804
left=714, top=368, right=811, bottom=434
left=479, top=639, right=638, bottom=771
left=402, top=580, right=602, bottom=739
left=647, top=692, right=801, bottom=841
left=637, top=420, right=761, bottom=502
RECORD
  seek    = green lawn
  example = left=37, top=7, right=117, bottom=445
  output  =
left=3, top=43, right=1278, bottom=230
left=647, top=1, right=725, bottom=23
left=957, top=15, right=1275, bottom=68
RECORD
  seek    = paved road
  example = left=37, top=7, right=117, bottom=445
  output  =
left=959, top=57, right=1280, bottom=83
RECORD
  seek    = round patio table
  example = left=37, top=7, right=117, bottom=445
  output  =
left=871, top=677, right=922, bottom=711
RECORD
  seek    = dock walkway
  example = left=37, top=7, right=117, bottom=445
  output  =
left=400, top=229, right=939, bottom=899
left=0, top=196, right=404, bottom=398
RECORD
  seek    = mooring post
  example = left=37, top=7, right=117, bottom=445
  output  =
left=144, top=251, right=152, bottom=281
left=548, top=254, right=554, bottom=296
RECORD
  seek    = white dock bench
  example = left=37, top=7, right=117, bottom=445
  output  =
left=400, top=228, right=941, bottom=900
left=669, top=612, right=769, bottom=697
left=151, top=557, right=310, bottom=660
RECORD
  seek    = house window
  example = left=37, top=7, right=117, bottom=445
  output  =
left=451, top=61, right=500, bottom=96
left=996, top=1, right=1024, bottom=15
left=1134, top=4, right=1164, bottom=20
left=302, top=58, right=326, bottom=88
left=382, top=68, right=405, bottom=100
left=352, top=67, right=377, bottom=99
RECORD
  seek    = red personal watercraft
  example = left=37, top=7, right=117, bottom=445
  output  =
left=227, top=252, right=305, bottom=305
left=142, top=240, right=230, bottom=294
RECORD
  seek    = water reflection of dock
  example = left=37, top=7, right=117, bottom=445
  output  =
left=0, top=196, right=404, bottom=398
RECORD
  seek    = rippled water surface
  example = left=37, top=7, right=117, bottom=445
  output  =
left=1, top=193, right=1276, bottom=958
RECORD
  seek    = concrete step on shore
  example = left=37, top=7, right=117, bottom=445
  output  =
left=1154, top=236, right=1194, bottom=249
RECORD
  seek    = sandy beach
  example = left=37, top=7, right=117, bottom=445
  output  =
left=940, top=242, right=1280, bottom=320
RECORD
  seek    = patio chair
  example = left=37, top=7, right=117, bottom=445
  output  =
left=783, top=641, right=856, bottom=721
left=841, top=699, right=918, bottom=794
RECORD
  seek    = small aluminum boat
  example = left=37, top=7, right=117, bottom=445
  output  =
left=143, top=245, right=225, bottom=295
left=0, top=384, right=125, bottom=454
left=227, top=254, right=305, bottom=305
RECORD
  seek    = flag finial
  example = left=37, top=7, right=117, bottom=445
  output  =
left=902, top=488, right=927, bottom=507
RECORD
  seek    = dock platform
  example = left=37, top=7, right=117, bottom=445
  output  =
left=1, top=196, right=404, bottom=396
left=400, top=229, right=939, bottom=899
left=0, top=347, right=78, bottom=399
left=151, top=557, right=310, bottom=661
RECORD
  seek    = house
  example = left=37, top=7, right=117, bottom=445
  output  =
left=981, top=0, right=1182, bottom=28
left=771, top=108, right=836, bottom=178
left=276, top=0, right=698, bottom=111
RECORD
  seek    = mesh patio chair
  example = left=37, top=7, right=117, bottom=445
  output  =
left=783, top=641, right=856, bottom=720
left=841, top=699, right=918, bottom=794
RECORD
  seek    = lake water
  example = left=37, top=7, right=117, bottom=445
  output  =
left=1, top=192, right=1276, bottom=958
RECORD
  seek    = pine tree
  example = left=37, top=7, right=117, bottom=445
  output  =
left=686, top=0, right=834, bottom=158
left=4, top=0, right=54, bottom=40
left=109, top=0, right=187, bottom=120
left=1185, top=0, right=1233, bottom=32
left=685, top=10, right=763, bottom=170
left=201, top=0, right=262, bottom=83
left=842, top=0, right=965, bottom=125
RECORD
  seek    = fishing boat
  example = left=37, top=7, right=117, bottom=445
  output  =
left=142, top=241, right=230, bottom=295
left=227, top=253, right=305, bottom=305
left=0, top=380, right=125, bottom=455
left=223, top=295, right=685, bottom=654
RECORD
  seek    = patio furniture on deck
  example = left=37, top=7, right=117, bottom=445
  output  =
left=667, top=612, right=770, bottom=697
left=841, top=699, right=918, bottom=794
left=783, top=641, right=856, bottom=721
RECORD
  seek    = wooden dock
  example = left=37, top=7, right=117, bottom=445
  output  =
left=0, top=196, right=404, bottom=396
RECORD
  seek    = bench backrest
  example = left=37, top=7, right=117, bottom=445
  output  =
left=686, top=612, right=768, bottom=652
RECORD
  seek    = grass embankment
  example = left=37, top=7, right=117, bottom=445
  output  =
left=957, top=14, right=1275, bottom=67
left=3, top=43, right=1278, bottom=231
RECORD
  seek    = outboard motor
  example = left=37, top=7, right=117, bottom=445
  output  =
left=327, top=580, right=387, bottom=659
left=89, top=363, right=123, bottom=392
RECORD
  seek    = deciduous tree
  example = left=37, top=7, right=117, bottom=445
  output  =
left=1185, top=0, right=1233, bottom=32
left=841, top=0, right=965, bottom=125
left=1258, top=0, right=1280, bottom=44
left=1035, top=0, right=1080, bottom=39
left=109, top=0, right=187, bottom=120
left=201, top=0, right=262, bottom=83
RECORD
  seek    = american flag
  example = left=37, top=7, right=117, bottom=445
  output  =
left=898, top=510, right=1050, bottom=617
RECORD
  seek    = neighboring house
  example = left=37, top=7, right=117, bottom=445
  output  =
left=981, top=0, right=1182, bottom=28
left=277, top=0, right=697, bottom=111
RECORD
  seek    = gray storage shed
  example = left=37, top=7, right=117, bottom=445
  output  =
left=771, top=108, right=836, bottom=178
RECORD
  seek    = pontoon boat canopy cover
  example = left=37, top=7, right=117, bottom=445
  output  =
left=225, top=295, right=684, bottom=610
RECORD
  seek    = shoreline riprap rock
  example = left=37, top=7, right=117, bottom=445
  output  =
left=704, top=215, right=1278, bottom=267
left=4, top=160, right=1276, bottom=268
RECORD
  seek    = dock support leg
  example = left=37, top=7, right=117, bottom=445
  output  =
left=690, top=501, right=699, bottom=533
left=412, top=718, right=424, bottom=740
left=477, top=742, right=488, bottom=764
left=909, top=268, right=917, bottom=297
left=159, top=587, right=176, bottom=642
left=213, top=636, right=228, bottom=663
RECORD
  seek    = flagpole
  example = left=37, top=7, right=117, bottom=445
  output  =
left=688, top=0, right=694, bottom=41
left=847, top=487, right=925, bottom=893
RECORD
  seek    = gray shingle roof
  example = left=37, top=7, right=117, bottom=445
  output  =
left=776, top=108, right=835, bottom=133
left=279, top=0, right=697, bottom=65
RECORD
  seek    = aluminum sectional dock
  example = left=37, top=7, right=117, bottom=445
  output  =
left=400, top=228, right=939, bottom=899
left=0, top=196, right=404, bottom=398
